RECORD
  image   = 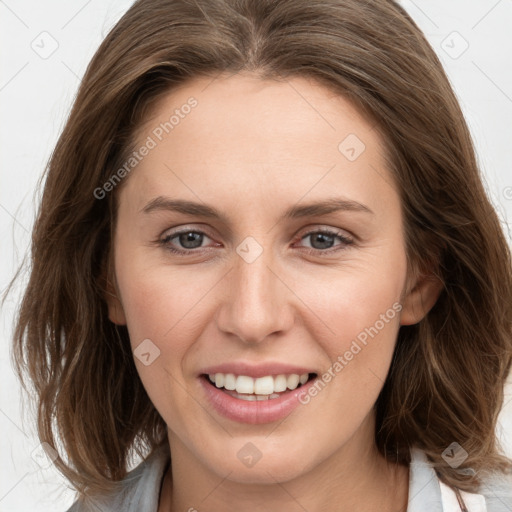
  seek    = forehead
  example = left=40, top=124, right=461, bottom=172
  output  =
left=119, top=72, right=397, bottom=218
left=138, top=71, right=380, bottom=152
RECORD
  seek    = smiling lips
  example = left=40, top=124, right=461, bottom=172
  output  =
left=200, top=371, right=318, bottom=424
left=198, top=363, right=319, bottom=424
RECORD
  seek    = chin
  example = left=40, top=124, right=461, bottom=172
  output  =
left=217, top=459, right=311, bottom=485
left=200, top=436, right=320, bottom=484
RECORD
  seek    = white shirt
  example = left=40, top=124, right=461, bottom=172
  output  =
left=66, top=444, right=512, bottom=511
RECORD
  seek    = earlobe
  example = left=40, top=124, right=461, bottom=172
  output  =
left=106, top=287, right=127, bottom=325
left=400, top=271, right=444, bottom=326
left=103, top=271, right=127, bottom=326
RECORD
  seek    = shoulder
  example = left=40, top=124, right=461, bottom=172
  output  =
left=474, top=471, right=512, bottom=512
left=408, top=447, right=512, bottom=512
left=65, top=444, right=170, bottom=512
left=440, top=472, right=512, bottom=512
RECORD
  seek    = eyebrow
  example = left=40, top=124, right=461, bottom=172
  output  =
left=141, top=196, right=373, bottom=221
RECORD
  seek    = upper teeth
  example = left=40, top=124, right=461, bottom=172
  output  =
left=208, top=373, right=310, bottom=395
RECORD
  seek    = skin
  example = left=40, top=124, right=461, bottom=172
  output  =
left=105, top=72, right=442, bottom=512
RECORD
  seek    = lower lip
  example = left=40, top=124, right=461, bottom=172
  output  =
left=199, top=375, right=318, bottom=424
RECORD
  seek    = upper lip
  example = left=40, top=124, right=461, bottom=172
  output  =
left=199, top=361, right=317, bottom=379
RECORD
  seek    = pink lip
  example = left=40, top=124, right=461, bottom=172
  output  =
left=198, top=361, right=316, bottom=378
left=199, top=374, right=318, bottom=424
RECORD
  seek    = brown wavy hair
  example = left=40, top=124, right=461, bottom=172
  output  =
left=6, top=0, right=512, bottom=498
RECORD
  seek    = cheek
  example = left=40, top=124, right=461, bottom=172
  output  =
left=114, top=246, right=213, bottom=352
left=114, top=258, right=211, bottom=424
left=312, top=288, right=402, bottom=391
left=297, top=252, right=406, bottom=396
left=302, top=255, right=405, bottom=347
left=294, top=285, right=402, bottom=431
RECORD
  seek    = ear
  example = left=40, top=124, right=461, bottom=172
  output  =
left=400, top=265, right=444, bottom=326
left=102, top=264, right=127, bottom=326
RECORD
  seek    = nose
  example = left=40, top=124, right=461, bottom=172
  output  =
left=215, top=244, right=294, bottom=345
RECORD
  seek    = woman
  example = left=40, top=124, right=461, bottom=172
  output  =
left=9, top=0, right=512, bottom=510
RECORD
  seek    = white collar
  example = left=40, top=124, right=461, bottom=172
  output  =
left=407, top=447, right=445, bottom=511
left=407, top=447, right=490, bottom=512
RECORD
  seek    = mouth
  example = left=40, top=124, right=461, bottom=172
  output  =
left=201, top=372, right=318, bottom=401
left=198, top=363, right=321, bottom=424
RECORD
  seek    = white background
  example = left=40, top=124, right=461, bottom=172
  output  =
left=1, top=0, right=511, bottom=510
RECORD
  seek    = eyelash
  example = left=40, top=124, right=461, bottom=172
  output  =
left=157, top=227, right=354, bottom=257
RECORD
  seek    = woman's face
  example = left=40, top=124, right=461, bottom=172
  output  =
left=107, top=72, right=436, bottom=483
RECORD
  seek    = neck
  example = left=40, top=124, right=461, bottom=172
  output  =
left=159, top=421, right=409, bottom=512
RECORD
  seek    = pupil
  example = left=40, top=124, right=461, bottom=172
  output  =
left=180, top=232, right=202, bottom=249
left=312, top=233, right=333, bottom=249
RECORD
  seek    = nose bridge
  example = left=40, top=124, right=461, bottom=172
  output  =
left=217, top=238, right=290, bottom=344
